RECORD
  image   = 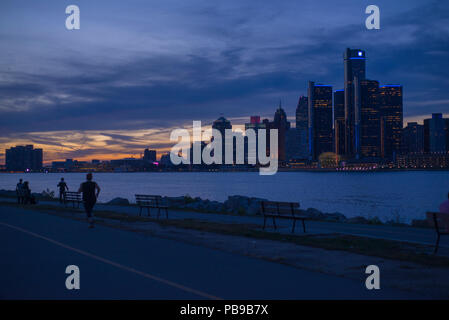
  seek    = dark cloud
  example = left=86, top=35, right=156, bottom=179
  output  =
left=0, top=0, right=448, bottom=161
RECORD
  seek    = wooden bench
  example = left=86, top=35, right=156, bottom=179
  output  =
left=261, top=201, right=308, bottom=233
left=64, top=192, right=82, bottom=208
left=426, top=212, right=449, bottom=254
left=135, top=194, right=168, bottom=219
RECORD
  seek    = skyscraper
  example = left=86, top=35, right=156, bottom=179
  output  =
left=212, top=116, right=232, bottom=163
left=5, top=145, right=43, bottom=172
left=143, top=148, right=157, bottom=162
left=380, top=85, right=403, bottom=159
left=245, top=116, right=266, bottom=164
left=402, top=122, right=424, bottom=154
left=308, top=82, right=333, bottom=160
left=272, top=102, right=290, bottom=162
left=424, top=113, right=448, bottom=153
left=356, top=79, right=381, bottom=158
left=295, top=96, right=309, bottom=158
left=333, top=90, right=345, bottom=156
left=344, top=48, right=366, bottom=157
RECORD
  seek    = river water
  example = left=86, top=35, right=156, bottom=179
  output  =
left=1, top=171, right=447, bottom=222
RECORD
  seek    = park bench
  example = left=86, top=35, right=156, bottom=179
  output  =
left=426, top=212, right=449, bottom=254
left=260, top=201, right=308, bottom=233
left=135, top=194, right=168, bottom=219
left=64, top=192, right=82, bottom=208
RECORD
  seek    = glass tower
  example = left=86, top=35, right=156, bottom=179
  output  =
left=380, top=85, right=403, bottom=160
left=344, top=48, right=366, bottom=157
left=308, top=81, right=333, bottom=160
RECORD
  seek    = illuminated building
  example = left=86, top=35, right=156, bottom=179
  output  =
left=295, top=96, right=309, bottom=158
left=344, top=48, right=366, bottom=157
left=333, top=90, right=345, bottom=156
left=308, top=81, right=333, bottom=160
left=424, top=113, right=448, bottom=153
left=355, top=79, right=381, bottom=158
left=380, top=85, right=403, bottom=160
left=402, top=122, right=424, bottom=154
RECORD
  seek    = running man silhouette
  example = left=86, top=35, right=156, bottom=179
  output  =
left=78, top=173, right=101, bottom=228
left=57, top=178, right=69, bottom=203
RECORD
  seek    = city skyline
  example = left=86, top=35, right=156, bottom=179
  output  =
left=1, top=1, right=449, bottom=164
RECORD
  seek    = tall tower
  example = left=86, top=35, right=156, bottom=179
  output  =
left=296, top=96, right=309, bottom=158
left=272, top=101, right=290, bottom=162
left=379, top=85, right=403, bottom=160
left=402, top=122, right=424, bottom=154
left=308, top=81, right=333, bottom=161
left=424, top=113, right=447, bottom=153
left=212, top=116, right=232, bottom=163
left=357, top=79, right=381, bottom=158
left=344, top=48, right=366, bottom=158
left=333, top=90, right=345, bottom=156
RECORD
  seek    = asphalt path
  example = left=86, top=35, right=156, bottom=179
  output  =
left=0, top=205, right=422, bottom=299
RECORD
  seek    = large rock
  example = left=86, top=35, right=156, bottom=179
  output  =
left=164, top=196, right=187, bottom=208
left=224, top=195, right=268, bottom=215
left=347, top=216, right=370, bottom=224
left=303, top=208, right=326, bottom=219
left=323, top=212, right=347, bottom=222
left=411, top=219, right=431, bottom=228
left=106, top=197, right=130, bottom=205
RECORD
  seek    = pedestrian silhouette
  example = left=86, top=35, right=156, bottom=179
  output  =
left=78, top=173, right=101, bottom=228
left=22, top=181, right=36, bottom=204
left=16, top=179, right=23, bottom=204
left=57, top=178, right=69, bottom=203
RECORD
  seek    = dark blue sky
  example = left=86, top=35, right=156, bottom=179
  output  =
left=1, top=0, right=448, bottom=162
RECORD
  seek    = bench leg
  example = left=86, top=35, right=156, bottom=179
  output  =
left=272, top=217, right=277, bottom=230
left=263, top=217, right=266, bottom=230
left=291, top=219, right=296, bottom=233
left=434, top=233, right=441, bottom=254
left=147, top=207, right=150, bottom=217
left=302, top=219, right=306, bottom=233
left=157, top=208, right=161, bottom=219
left=165, top=208, right=169, bottom=219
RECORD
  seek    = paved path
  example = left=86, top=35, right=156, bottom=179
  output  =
left=0, top=204, right=421, bottom=299
left=2, top=197, right=446, bottom=250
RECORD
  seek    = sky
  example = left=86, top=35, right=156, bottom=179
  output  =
left=1, top=0, right=448, bottom=164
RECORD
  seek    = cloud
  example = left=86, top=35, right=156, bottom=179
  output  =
left=0, top=0, right=448, bottom=161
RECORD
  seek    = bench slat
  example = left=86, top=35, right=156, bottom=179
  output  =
left=134, top=194, right=169, bottom=218
left=261, top=200, right=306, bottom=233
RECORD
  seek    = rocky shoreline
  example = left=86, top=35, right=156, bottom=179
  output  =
left=0, top=189, right=429, bottom=228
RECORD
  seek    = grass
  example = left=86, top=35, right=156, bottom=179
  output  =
left=1, top=201, right=448, bottom=268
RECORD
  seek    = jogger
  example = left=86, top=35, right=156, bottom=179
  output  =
left=78, top=173, right=101, bottom=228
